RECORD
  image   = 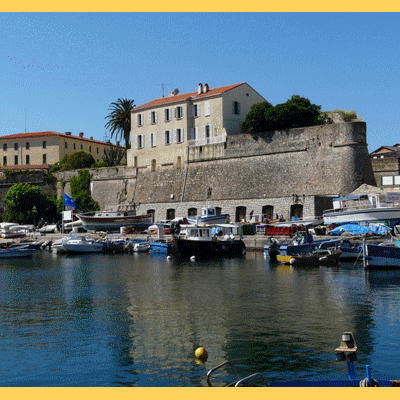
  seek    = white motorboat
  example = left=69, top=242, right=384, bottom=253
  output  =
left=323, top=191, right=400, bottom=228
left=133, top=242, right=150, bottom=252
left=62, top=235, right=104, bottom=254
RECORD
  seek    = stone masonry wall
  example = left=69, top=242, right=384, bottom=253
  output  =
left=54, top=121, right=375, bottom=222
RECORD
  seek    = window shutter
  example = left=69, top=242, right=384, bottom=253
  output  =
left=174, top=129, right=177, bottom=143
left=190, top=127, right=194, bottom=140
left=181, top=128, right=184, bottom=143
left=154, top=133, right=157, bottom=147
left=174, top=108, right=177, bottom=119
left=163, top=131, right=166, bottom=145
left=210, top=125, right=213, bottom=136
left=141, top=134, right=145, bottom=148
left=190, top=105, right=194, bottom=118
left=149, top=112, right=152, bottom=124
left=155, top=111, right=158, bottom=124
left=149, top=133, right=152, bottom=147
left=205, top=101, right=210, bottom=116
left=198, top=104, right=201, bottom=117
left=163, top=110, right=166, bottom=122
left=203, top=126, right=206, bottom=139
left=135, top=135, right=139, bottom=149
left=137, top=115, right=139, bottom=126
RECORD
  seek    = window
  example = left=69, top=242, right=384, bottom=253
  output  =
left=81, top=144, right=83, bottom=150
left=14, top=143, right=18, bottom=151
left=203, top=124, right=213, bottom=139
left=136, top=134, right=145, bottom=149
left=190, top=127, right=198, bottom=142
left=164, top=108, right=172, bottom=122
left=14, top=155, right=18, bottom=165
left=65, top=142, right=68, bottom=148
left=137, top=113, right=144, bottom=126
left=26, top=142, right=30, bottom=150
left=149, top=133, right=157, bottom=148
left=149, top=111, right=158, bottom=124
left=205, top=101, right=211, bottom=116
left=3, top=156, right=6, bottom=166
left=164, top=130, right=171, bottom=145
left=89, top=146, right=91, bottom=153
left=43, top=141, right=47, bottom=149
left=175, top=128, right=184, bottom=143
left=191, top=104, right=201, bottom=117
left=3, top=144, right=6, bottom=151
left=233, top=101, right=241, bottom=115
left=97, top=147, right=99, bottom=154
left=73, top=143, right=76, bottom=150
left=43, top=154, right=47, bottom=164
left=26, top=155, right=30, bottom=165
left=175, top=106, right=183, bottom=119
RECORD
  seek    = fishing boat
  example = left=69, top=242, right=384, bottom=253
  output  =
left=323, top=189, right=400, bottom=228
left=363, top=241, right=400, bottom=269
left=149, top=240, right=174, bottom=254
left=172, top=224, right=246, bottom=258
left=77, top=203, right=153, bottom=232
left=0, top=245, right=36, bottom=258
left=187, top=207, right=230, bottom=225
left=133, top=242, right=150, bottom=252
left=62, top=235, right=104, bottom=254
left=264, top=231, right=341, bottom=262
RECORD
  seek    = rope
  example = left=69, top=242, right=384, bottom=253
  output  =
left=359, top=377, right=380, bottom=387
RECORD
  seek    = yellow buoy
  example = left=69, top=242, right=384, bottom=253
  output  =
left=195, top=347, right=208, bottom=360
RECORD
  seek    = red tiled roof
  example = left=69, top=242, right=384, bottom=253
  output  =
left=134, top=82, right=246, bottom=111
left=0, top=131, right=114, bottom=146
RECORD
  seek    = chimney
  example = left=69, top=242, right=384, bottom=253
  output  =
left=198, top=83, right=203, bottom=95
left=90, top=136, right=93, bottom=140
left=79, top=132, right=84, bottom=138
left=65, top=131, right=72, bottom=135
left=203, top=83, right=209, bottom=93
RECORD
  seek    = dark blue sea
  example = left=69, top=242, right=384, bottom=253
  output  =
left=0, top=249, right=399, bottom=387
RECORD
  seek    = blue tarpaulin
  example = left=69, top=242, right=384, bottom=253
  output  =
left=329, top=224, right=371, bottom=235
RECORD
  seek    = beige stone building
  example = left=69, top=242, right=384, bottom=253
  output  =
left=0, top=131, right=118, bottom=169
left=127, top=82, right=266, bottom=169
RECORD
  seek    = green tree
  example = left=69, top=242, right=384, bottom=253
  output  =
left=70, top=169, right=100, bottom=212
left=241, top=95, right=330, bottom=134
left=104, top=98, right=135, bottom=149
left=3, top=183, right=58, bottom=224
left=240, top=101, right=273, bottom=133
left=102, top=146, right=127, bottom=167
left=49, top=151, right=96, bottom=173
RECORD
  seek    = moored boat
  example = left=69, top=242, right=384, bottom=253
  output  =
left=77, top=203, right=153, bottom=232
left=187, top=207, right=230, bottom=225
left=62, top=235, right=104, bottom=254
left=172, top=224, right=246, bottom=258
left=0, top=245, right=36, bottom=258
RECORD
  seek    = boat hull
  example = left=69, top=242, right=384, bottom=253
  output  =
left=365, top=244, right=400, bottom=269
left=187, top=214, right=230, bottom=225
left=62, top=241, right=104, bottom=254
left=323, top=208, right=400, bottom=227
left=0, top=247, right=36, bottom=258
left=173, top=238, right=246, bottom=257
left=77, top=214, right=153, bottom=231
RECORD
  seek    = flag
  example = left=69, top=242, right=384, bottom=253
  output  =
left=63, top=193, right=76, bottom=209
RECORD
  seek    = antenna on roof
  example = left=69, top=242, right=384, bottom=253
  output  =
left=161, top=83, right=169, bottom=98
left=103, top=132, right=110, bottom=143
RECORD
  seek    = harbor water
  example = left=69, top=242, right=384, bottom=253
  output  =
left=0, top=248, right=400, bottom=386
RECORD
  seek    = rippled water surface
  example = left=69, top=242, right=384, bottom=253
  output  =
left=0, top=249, right=399, bottom=386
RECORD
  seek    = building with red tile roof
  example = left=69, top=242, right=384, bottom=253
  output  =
left=0, top=131, right=118, bottom=170
left=128, top=82, right=266, bottom=170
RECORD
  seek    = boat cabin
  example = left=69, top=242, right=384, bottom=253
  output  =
left=181, top=226, right=212, bottom=241
left=201, top=207, right=217, bottom=217
left=331, top=192, right=400, bottom=212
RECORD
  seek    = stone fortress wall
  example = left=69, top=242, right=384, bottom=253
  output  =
left=55, top=120, right=375, bottom=222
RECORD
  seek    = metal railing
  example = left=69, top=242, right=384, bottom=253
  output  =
left=187, top=135, right=226, bottom=147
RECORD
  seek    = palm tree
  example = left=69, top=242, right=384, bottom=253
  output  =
left=104, top=98, right=135, bottom=149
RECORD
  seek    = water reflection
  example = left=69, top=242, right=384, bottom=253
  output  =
left=0, top=251, right=398, bottom=386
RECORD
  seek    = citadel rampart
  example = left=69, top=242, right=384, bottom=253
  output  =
left=55, top=121, right=375, bottom=222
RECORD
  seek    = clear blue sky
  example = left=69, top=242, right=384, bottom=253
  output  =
left=1, top=12, right=399, bottom=152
